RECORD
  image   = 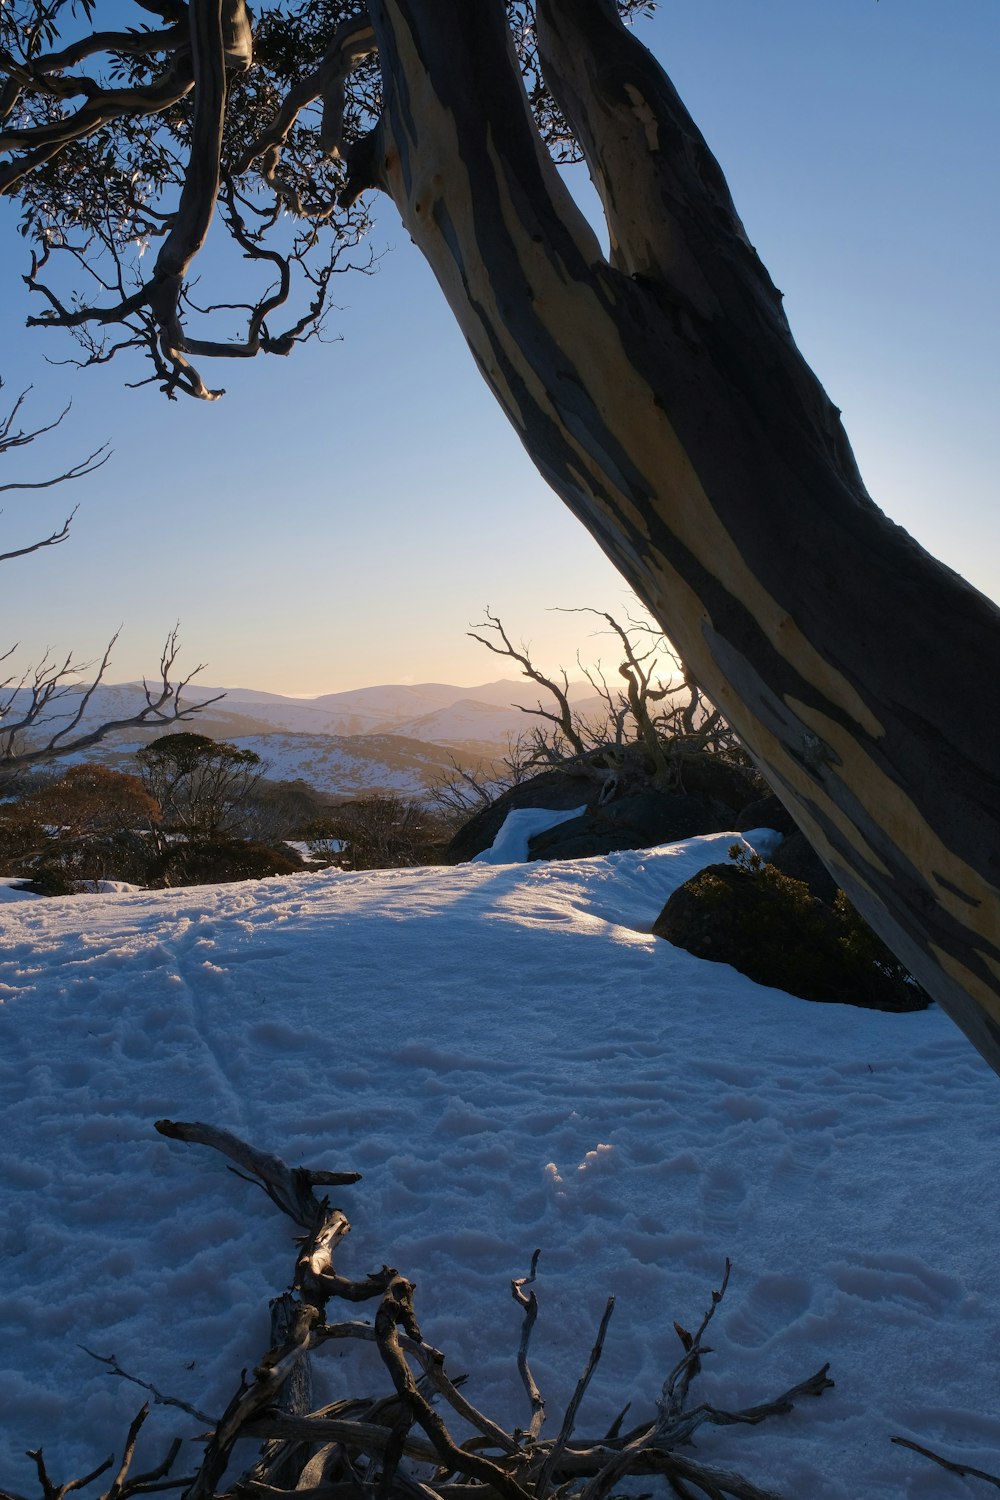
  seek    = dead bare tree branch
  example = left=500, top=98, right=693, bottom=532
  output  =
left=891, top=1435, right=1000, bottom=1490
left=511, top=1249, right=545, bottom=1442
left=0, top=624, right=222, bottom=773
left=78, top=1348, right=218, bottom=1428
left=0, top=377, right=109, bottom=499
left=469, top=608, right=588, bottom=759
left=3, top=1406, right=192, bottom=1500
left=0, top=1118, right=835, bottom=1500
left=467, top=606, right=745, bottom=795
left=0, top=382, right=219, bottom=773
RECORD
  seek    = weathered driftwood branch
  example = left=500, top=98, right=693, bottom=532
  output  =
left=534, top=1295, right=615, bottom=1496
left=160, top=1120, right=832, bottom=1500
left=6, top=1121, right=835, bottom=1500
left=511, top=1250, right=545, bottom=1441
left=78, top=1348, right=216, bottom=1427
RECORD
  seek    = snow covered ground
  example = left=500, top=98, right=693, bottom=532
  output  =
left=1, top=833, right=997, bottom=1498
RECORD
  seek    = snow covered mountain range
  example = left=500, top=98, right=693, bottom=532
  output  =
left=12, top=679, right=604, bottom=798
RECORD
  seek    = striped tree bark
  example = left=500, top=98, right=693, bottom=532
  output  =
left=366, top=0, right=1000, bottom=1071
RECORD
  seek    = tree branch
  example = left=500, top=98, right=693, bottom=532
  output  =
left=511, top=1249, right=545, bottom=1441
left=891, top=1436, right=1000, bottom=1490
left=146, top=0, right=229, bottom=398
left=0, top=627, right=222, bottom=772
left=468, top=609, right=586, bottom=756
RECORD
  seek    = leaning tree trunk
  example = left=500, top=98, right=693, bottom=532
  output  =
left=364, top=0, right=1000, bottom=1072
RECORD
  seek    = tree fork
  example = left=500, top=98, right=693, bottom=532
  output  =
left=368, top=0, right=1000, bottom=1071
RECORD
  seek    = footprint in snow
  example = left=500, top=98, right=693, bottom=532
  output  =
left=699, top=1163, right=746, bottom=1228
left=828, top=1251, right=965, bottom=1316
left=726, top=1272, right=814, bottom=1349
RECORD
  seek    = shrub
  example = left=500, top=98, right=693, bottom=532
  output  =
left=653, top=847, right=929, bottom=1011
left=0, top=766, right=161, bottom=888
left=137, top=733, right=262, bottom=839
left=298, top=815, right=349, bottom=867
left=244, top=778, right=336, bottom=843
left=149, top=839, right=303, bottom=888
left=12, top=865, right=79, bottom=897
left=0, top=809, right=45, bottom=866
left=318, top=796, right=449, bottom=871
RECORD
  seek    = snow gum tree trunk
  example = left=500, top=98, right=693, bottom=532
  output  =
left=366, top=0, right=1000, bottom=1072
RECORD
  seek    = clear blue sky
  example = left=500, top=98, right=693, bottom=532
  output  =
left=1, top=0, right=997, bottom=695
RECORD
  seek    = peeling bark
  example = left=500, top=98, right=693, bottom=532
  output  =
left=367, top=0, right=1000, bottom=1073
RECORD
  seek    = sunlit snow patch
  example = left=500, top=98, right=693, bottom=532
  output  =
left=472, top=804, right=586, bottom=864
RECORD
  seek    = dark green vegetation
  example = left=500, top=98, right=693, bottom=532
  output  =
left=136, top=732, right=264, bottom=841
left=654, top=848, right=929, bottom=1013
left=149, top=837, right=303, bottom=886
left=0, top=735, right=449, bottom=888
left=301, top=796, right=448, bottom=871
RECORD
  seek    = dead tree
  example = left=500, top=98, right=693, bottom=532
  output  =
left=4, top=5, right=1000, bottom=1070
left=1, top=1119, right=833, bottom=1500
left=0, top=382, right=219, bottom=775
left=468, top=605, right=740, bottom=794
left=469, top=608, right=589, bottom=761
left=558, top=606, right=742, bottom=788
left=1, top=628, right=218, bottom=776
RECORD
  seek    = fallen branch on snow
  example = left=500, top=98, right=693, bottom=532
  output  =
left=3, top=1120, right=836, bottom=1500
left=891, top=1435, right=1000, bottom=1490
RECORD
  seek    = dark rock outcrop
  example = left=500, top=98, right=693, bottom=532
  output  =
left=735, top=794, right=797, bottom=836
left=447, top=746, right=765, bottom=864
left=528, top=791, right=730, bottom=861
left=445, top=767, right=602, bottom=863
left=768, top=830, right=839, bottom=906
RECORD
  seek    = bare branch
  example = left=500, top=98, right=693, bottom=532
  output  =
left=534, top=1297, right=615, bottom=1495
left=153, top=1119, right=361, bottom=1227
left=0, top=446, right=110, bottom=495
left=659, top=1258, right=731, bottom=1427
left=0, top=379, right=110, bottom=496
left=79, top=1347, right=217, bottom=1427
left=373, top=1277, right=533, bottom=1500
left=0, top=506, right=76, bottom=560
left=891, top=1436, right=1000, bottom=1489
left=511, top=1249, right=545, bottom=1442
left=0, top=626, right=223, bottom=773
left=13, top=1119, right=835, bottom=1500
left=468, top=609, right=586, bottom=756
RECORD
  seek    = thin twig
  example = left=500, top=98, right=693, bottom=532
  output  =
left=659, top=1260, right=731, bottom=1426
left=512, top=1250, right=545, bottom=1442
left=79, top=1348, right=216, bottom=1426
left=534, top=1298, right=615, bottom=1494
left=891, top=1435, right=1000, bottom=1489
